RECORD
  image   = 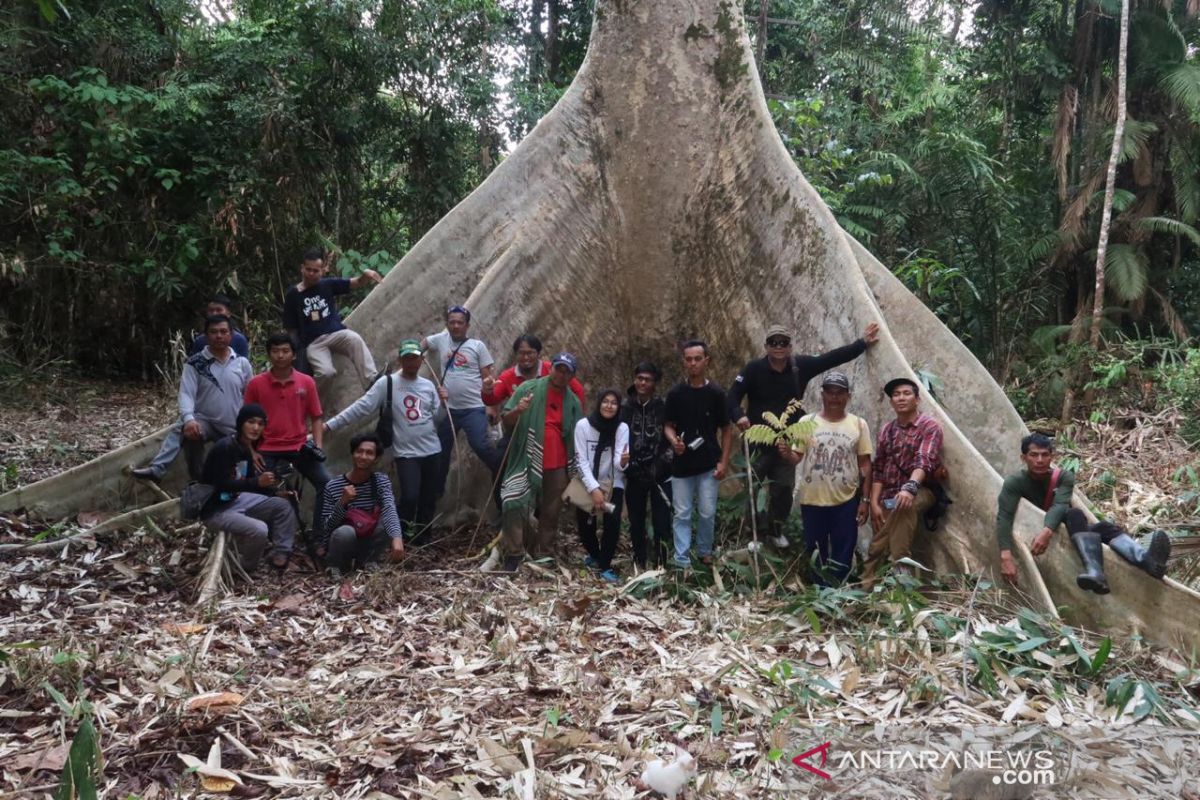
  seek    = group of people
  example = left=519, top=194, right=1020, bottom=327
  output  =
left=131, top=251, right=1174, bottom=591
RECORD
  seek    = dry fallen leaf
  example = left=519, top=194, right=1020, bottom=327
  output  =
left=10, top=742, right=69, bottom=773
left=162, top=621, right=208, bottom=635
left=178, top=738, right=243, bottom=792
left=185, top=691, right=245, bottom=713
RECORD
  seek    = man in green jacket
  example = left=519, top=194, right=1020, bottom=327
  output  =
left=493, top=353, right=583, bottom=572
left=996, top=433, right=1170, bottom=593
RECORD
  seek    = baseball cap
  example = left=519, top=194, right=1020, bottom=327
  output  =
left=551, top=352, right=578, bottom=374
left=765, top=324, right=791, bottom=342
left=821, top=371, right=851, bottom=390
left=883, top=377, right=921, bottom=397
left=398, top=339, right=421, bottom=357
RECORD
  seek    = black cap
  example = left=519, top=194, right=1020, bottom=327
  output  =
left=883, top=377, right=920, bottom=397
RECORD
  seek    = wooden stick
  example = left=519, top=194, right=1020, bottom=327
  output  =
left=195, top=530, right=228, bottom=606
left=743, top=437, right=762, bottom=587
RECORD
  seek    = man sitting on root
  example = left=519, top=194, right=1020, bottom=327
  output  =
left=863, top=377, right=943, bottom=585
left=283, top=248, right=382, bottom=390
left=997, top=432, right=1171, bottom=593
left=317, top=433, right=404, bottom=579
left=199, top=404, right=300, bottom=571
left=493, top=353, right=583, bottom=572
left=132, top=314, right=253, bottom=484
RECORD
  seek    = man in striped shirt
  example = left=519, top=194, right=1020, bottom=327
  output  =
left=864, top=377, right=943, bottom=584
left=318, top=433, right=404, bottom=576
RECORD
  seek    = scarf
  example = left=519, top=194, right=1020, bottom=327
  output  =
left=586, top=391, right=621, bottom=477
left=500, top=376, right=582, bottom=512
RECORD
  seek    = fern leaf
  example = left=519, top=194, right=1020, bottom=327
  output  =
left=744, top=424, right=782, bottom=446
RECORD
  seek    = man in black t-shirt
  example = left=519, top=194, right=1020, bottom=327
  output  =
left=282, top=248, right=382, bottom=390
left=663, top=340, right=733, bottom=569
left=729, top=321, right=879, bottom=548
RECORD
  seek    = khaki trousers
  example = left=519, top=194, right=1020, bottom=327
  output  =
left=306, top=329, right=377, bottom=388
left=500, top=467, right=568, bottom=558
left=862, top=487, right=935, bottom=584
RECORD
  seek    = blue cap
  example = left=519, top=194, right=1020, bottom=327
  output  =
left=446, top=304, right=471, bottom=322
left=550, top=352, right=578, bottom=374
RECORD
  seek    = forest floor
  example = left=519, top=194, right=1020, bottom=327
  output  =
left=2, top=378, right=1199, bottom=799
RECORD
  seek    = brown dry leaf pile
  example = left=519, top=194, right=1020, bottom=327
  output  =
left=2, top=522, right=1199, bottom=799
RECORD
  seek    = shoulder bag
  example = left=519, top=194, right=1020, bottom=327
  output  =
left=375, top=375, right=394, bottom=449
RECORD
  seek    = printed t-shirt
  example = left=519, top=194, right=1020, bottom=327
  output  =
left=796, top=413, right=873, bottom=506
left=243, top=370, right=323, bottom=452
left=542, top=386, right=568, bottom=470
left=664, top=380, right=730, bottom=478
left=425, top=330, right=494, bottom=411
left=282, top=278, right=351, bottom=347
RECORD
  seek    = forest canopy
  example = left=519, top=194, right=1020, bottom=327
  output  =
left=1, top=0, right=1198, bottom=417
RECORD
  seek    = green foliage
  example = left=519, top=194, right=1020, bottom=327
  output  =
left=743, top=399, right=815, bottom=448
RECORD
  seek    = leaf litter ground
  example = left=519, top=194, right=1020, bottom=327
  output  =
left=2, top=383, right=1200, bottom=799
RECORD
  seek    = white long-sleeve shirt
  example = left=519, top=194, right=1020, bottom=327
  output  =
left=326, top=373, right=441, bottom=458
left=573, top=418, right=629, bottom=492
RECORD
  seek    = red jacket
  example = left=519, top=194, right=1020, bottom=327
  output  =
left=483, top=360, right=585, bottom=407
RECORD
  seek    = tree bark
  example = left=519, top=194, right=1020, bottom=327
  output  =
left=1090, top=0, right=1129, bottom=350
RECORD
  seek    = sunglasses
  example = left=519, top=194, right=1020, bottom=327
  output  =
left=766, top=338, right=791, bottom=348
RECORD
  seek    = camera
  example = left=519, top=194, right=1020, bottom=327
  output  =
left=301, top=440, right=326, bottom=462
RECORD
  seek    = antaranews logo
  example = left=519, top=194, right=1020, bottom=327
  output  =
left=790, top=742, right=1059, bottom=787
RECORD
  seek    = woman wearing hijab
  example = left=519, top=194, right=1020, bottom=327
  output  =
left=200, top=403, right=301, bottom=571
left=573, top=388, right=630, bottom=583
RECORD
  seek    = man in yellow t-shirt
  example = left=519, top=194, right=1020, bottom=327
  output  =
left=778, top=371, right=873, bottom=585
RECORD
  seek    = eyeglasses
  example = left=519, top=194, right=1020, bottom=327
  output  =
left=766, top=338, right=791, bottom=348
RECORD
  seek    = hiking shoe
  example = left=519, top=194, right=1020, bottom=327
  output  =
left=1143, top=530, right=1171, bottom=580
left=130, top=467, right=162, bottom=484
left=599, top=569, right=619, bottom=584
left=670, top=557, right=691, bottom=570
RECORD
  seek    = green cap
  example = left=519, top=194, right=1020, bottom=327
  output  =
left=398, top=339, right=421, bottom=357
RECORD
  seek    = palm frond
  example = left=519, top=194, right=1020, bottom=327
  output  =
left=1102, top=243, right=1149, bottom=302
left=1168, top=138, right=1200, bottom=223
left=1134, top=215, right=1200, bottom=246
left=1159, top=63, right=1200, bottom=121
left=1149, top=287, right=1191, bottom=341
left=1118, top=118, right=1159, bottom=164
left=1053, top=84, right=1078, bottom=202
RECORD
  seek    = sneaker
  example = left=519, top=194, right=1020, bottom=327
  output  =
left=670, top=557, right=691, bottom=570
left=327, top=566, right=344, bottom=582
left=130, top=467, right=162, bottom=484
left=599, top=569, right=619, bottom=584
left=772, top=534, right=790, bottom=549
left=699, top=554, right=714, bottom=566
left=583, top=555, right=598, bottom=568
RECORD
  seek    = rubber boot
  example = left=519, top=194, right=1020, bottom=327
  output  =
left=1108, top=531, right=1171, bottom=580
left=1070, top=532, right=1110, bottom=594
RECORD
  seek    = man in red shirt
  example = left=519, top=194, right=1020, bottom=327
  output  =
left=864, top=377, right=943, bottom=585
left=482, top=333, right=585, bottom=409
left=243, top=333, right=331, bottom=532
left=494, top=353, right=583, bottom=571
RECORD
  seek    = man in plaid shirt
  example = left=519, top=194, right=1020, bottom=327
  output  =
left=864, top=377, right=943, bottom=584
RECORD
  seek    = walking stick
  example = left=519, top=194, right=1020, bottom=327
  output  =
left=467, top=431, right=517, bottom=557
left=423, top=352, right=462, bottom=509
left=743, top=436, right=762, bottom=586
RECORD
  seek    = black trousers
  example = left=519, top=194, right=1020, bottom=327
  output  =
left=1064, top=508, right=1125, bottom=543
left=395, top=453, right=440, bottom=541
left=260, top=448, right=332, bottom=529
left=624, top=476, right=673, bottom=566
left=576, top=487, right=625, bottom=570
left=750, top=445, right=797, bottom=539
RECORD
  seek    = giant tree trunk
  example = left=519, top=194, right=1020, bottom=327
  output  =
left=3, top=0, right=1197, bottom=653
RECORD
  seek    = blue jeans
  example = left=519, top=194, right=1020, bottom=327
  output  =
left=149, top=419, right=222, bottom=480
left=800, top=499, right=859, bottom=586
left=671, top=472, right=719, bottom=564
left=435, top=406, right=501, bottom=497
